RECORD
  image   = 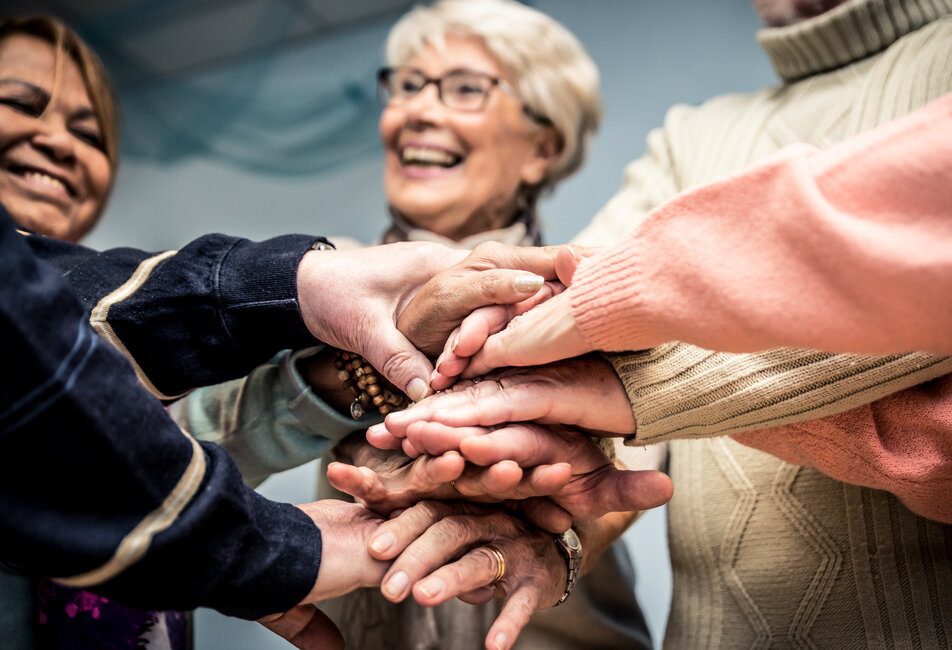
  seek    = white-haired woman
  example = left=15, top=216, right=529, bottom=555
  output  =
left=172, top=1, right=659, bottom=649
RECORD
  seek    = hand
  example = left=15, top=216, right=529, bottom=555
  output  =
left=292, top=500, right=390, bottom=603
left=368, top=500, right=567, bottom=650
left=255, top=500, right=391, bottom=649
left=371, top=357, right=637, bottom=454
left=297, top=241, right=468, bottom=402
left=396, top=241, right=580, bottom=357
left=258, top=605, right=344, bottom=650
left=427, top=244, right=600, bottom=382
left=357, top=419, right=672, bottom=531
left=325, top=444, right=573, bottom=525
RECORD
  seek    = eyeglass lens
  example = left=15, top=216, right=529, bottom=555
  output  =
left=380, top=68, right=496, bottom=111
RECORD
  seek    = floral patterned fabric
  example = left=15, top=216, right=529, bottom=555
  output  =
left=37, top=579, right=187, bottom=649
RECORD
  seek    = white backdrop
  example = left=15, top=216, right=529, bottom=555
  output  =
left=80, top=1, right=777, bottom=647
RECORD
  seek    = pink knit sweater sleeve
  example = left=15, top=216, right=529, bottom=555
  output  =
left=732, top=375, right=952, bottom=523
left=570, top=92, right=952, bottom=355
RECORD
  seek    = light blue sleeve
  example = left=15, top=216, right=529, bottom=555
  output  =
left=167, top=347, right=381, bottom=487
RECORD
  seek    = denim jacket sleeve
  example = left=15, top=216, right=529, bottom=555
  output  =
left=1, top=208, right=323, bottom=620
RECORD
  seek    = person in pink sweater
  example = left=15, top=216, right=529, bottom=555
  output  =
left=362, top=91, right=952, bottom=525
left=453, top=90, right=952, bottom=373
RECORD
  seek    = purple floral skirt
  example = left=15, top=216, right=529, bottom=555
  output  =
left=37, top=579, right=187, bottom=649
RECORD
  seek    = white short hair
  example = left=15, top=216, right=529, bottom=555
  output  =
left=385, top=0, right=602, bottom=196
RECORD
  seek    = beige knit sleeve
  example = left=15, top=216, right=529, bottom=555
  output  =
left=608, top=344, right=952, bottom=444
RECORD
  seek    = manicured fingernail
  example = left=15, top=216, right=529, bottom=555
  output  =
left=450, top=332, right=460, bottom=354
left=492, top=632, right=509, bottom=650
left=383, top=571, right=408, bottom=599
left=513, top=274, right=544, bottom=292
left=417, top=577, right=445, bottom=599
left=406, top=377, right=428, bottom=402
left=370, top=531, right=395, bottom=554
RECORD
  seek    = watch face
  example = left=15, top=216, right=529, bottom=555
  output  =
left=561, top=528, right=582, bottom=552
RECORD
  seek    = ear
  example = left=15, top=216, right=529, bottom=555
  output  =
left=519, top=126, right=563, bottom=186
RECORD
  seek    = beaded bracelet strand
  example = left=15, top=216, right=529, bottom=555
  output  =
left=334, top=350, right=411, bottom=419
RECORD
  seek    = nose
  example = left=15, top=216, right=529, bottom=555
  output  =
left=401, top=82, right=446, bottom=126
left=32, top=114, right=77, bottom=164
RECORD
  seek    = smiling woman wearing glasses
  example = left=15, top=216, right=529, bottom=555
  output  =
left=319, top=5, right=647, bottom=650
left=170, top=1, right=644, bottom=649
left=372, top=0, right=599, bottom=247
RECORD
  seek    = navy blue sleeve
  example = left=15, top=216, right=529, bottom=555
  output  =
left=27, top=228, right=324, bottom=397
left=0, top=209, right=321, bottom=619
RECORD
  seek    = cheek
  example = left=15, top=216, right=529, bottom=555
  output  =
left=85, top=155, right=113, bottom=205
left=379, top=109, right=401, bottom=147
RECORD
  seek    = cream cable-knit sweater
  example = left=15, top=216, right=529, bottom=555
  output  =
left=573, top=0, right=952, bottom=646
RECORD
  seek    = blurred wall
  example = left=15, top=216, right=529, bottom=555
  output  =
left=74, top=1, right=778, bottom=648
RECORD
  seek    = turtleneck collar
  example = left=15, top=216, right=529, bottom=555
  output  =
left=758, top=0, right=952, bottom=81
left=380, top=206, right=542, bottom=249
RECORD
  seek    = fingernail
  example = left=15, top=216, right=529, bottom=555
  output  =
left=513, top=274, right=544, bottom=293
left=383, top=571, right=408, bottom=599
left=370, top=531, right=395, bottom=554
left=417, top=577, right=445, bottom=599
left=406, top=377, right=428, bottom=402
left=450, top=332, right=460, bottom=354
left=492, top=632, right=509, bottom=650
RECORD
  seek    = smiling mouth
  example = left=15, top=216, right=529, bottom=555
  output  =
left=400, top=146, right=463, bottom=169
left=6, top=165, right=76, bottom=197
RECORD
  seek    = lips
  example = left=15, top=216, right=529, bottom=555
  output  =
left=5, top=164, right=76, bottom=197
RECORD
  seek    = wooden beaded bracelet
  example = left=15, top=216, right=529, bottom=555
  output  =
left=334, top=350, right=411, bottom=419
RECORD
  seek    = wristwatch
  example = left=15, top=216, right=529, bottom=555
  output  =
left=553, top=528, right=583, bottom=606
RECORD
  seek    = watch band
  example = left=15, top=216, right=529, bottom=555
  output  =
left=553, top=527, right=583, bottom=606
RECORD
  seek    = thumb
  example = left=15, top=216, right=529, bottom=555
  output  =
left=362, top=327, right=435, bottom=402
left=557, top=245, right=602, bottom=285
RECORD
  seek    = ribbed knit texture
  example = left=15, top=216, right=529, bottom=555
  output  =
left=573, top=0, right=952, bottom=646
left=569, top=93, right=952, bottom=356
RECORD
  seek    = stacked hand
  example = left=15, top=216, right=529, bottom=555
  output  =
left=288, top=241, right=673, bottom=650
left=296, top=240, right=576, bottom=402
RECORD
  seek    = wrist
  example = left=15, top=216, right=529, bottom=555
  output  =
left=552, top=527, right=583, bottom=606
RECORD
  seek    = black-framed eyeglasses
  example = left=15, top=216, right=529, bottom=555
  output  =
left=377, top=66, right=552, bottom=126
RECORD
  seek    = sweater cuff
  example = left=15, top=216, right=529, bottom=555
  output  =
left=569, top=235, right=657, bottom=352
left=281, top=347, right=383, bottom=440
left=217, top=235, right=322, bottom=358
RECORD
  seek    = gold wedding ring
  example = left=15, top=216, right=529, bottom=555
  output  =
left=449, top=480, right=458, bottom=491
left=485, top=545, right=506, bottom=586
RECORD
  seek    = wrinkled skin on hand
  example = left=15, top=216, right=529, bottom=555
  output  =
left=396, top=241, right=575, bottom=357
left=370, top=358, right=637, bottom=457
left=332, top=420, right=671, bottom=532
left=255, top=500, right=391, bottom=649
left=369, top=500, right=566, bottom=650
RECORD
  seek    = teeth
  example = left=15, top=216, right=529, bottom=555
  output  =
left=401, top=146, right=460, bottom=167
left=23, top=171, right=67, bottom=192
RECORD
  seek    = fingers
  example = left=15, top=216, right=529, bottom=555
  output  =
left=464, top=241, right=568, bottom=278
left=464, top=293, right=586, bottom=377
left=368, top=500, right=461, bottom=561
left=396, top=267, right=546, bottom=356
left=361, top=328, right=434, bottom=403
left=567, top=468, right=674, bottom=518
left=259, top=605, right=344, bottom=650
left=411, top=544, right=509, bottom=606
left=485, top=587, right=540, bottom=650
left=554, top=244, right=601, bottom=285
left=326, top=452, right=465, bottom=514
left=459, top=424, right=589, bottom=468
left=519, top=497, right=573, bottom=533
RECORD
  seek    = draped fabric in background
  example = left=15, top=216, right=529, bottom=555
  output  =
left=64, top=0, right=401, bottom=175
